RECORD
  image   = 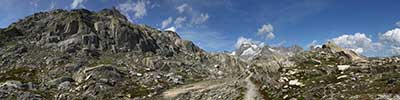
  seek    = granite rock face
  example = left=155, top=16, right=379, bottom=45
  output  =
left=1, top=8, right=400, bottom=100
left=1, top=8, right=202, bottom=55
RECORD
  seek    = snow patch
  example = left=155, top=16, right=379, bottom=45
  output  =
left=241, top=47, right=259, bottom=57
left=165, top=27, right=176, bottom=32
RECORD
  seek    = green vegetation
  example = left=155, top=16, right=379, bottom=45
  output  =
left=124, top=84, right=153, bottom=98
left=0, top=67, right=40, bottom=84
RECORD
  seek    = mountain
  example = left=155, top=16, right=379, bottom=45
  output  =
left=1, top=8, right=400, bottom=100
left=233, top=39, right=263, bottom=61
left=0, top=8, right=246, bottom=100
left=0, top=8, right=203, bottom=55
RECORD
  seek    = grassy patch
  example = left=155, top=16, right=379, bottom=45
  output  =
left=0, top=67, right=40, bottom=84
left=124, top=85, right=153, bottom=98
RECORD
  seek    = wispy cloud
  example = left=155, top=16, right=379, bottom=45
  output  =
left=161, top=16, right=186, bottom=30
left=174, top=16, right=186, bottom=28
left=396, top=21, right=400, bottom=27
left=132, top=0, right=148, bottom=18
left=160, top=2, right=208, bottom=31
left=117, top=0, right=151, bottom=21
left=161, top=17, right=173, bottom=29
left=257, top=24, right=275, bottom=40
left=191, top=13, right=209, bottom=25
left=71, top=0, right=86, bottom=9
left=176, top=3, right=191, bottom=13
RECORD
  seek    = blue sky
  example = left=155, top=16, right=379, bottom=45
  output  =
left=1, top=0, right=400, bottom=56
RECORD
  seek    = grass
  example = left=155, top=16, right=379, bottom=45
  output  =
left=0, top=67, right=40, bottom=84
left=124, top=84, right=153, bottom=98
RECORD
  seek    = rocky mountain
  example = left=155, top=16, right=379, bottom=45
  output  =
left=1, top=8, right=400, bottom=100
left=233, top=41, right=303, bottom=61
left=0, top=8, right=245, bottom=100
left=233, top=38, right=263, bottom=61
left=0, top=8, right=203, bottom=55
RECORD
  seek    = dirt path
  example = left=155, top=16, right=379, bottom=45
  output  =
left=162, top=79, right=228, bottom=98
left=162, top=72, right=261, bottom=99
left=244, top=73, right=261, bottom=100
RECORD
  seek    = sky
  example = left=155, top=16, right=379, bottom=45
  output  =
left=1, top=0, right=400, bottom=57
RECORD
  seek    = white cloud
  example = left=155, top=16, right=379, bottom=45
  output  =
left=391, top=46, right=400, bottom=55
left=326, top=28, right=400, bottom=56
left=267, top=32, right=275, bottom=40
left=165, top=27, right=176, bottom=32
left=330, top=33, right=372, bottom=54
left=380, top=28, right=400, bottom=46
left=257, top=24, right=275, bottom=40
left=71, top=0, right=86, bottom=9
left=257, top=24, right=273, bottom=34
left=307, top=40, right=322, bottom=49
left=117, top=0, right=150, bottom=20
left=174, top=16, right=187, bottom=28
left=174, top=3, right=209, bottom=28
left=191, top=13, right=209, bottom=25
left=161, top=17, right=173, bottom=29
left=396, top=21, right=400, bottom=27
left=380, top=28, right=400, bottom=55
left=161, top=16, right=186, bottom=30
left=133, top=0, right=148, bottom=18
left=176, top=3, right=191, bottom=13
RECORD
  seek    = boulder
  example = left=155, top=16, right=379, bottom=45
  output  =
left=322, top=41, right=368, bottom=63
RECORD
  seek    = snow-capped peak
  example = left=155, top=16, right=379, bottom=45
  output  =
left=234, top=37, right=264, bottom=60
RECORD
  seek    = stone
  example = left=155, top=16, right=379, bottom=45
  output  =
left=82, top=33, right=99, bottom=48
left=1, top=81, right=23, bottom=89
left=47, top=77, right=74, bottom=86
left=337, top=75, right=348, bottom=79
left=322, top=41, right=368, bottom=62
left=58, top=81, right=72, bottom=90
left=288, top=79, right=304, bottom=87
left=136, top=73, right=143, bottom=77
left=337, top=65, right=350, bottom=71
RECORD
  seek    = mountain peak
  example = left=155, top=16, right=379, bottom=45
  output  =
left=97, top=7, right=128, bottom=21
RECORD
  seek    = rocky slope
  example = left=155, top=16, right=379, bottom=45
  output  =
left=0, top=8, right=246, bottom=100
left=1, top=8, right=400, bottom=100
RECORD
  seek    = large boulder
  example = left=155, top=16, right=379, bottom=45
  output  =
left=322, top=41, right=368, bottom=63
